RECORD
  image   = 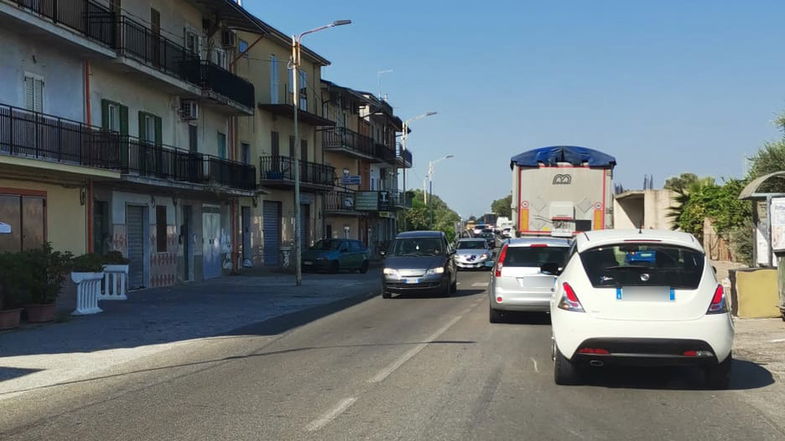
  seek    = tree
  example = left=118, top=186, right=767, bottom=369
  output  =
left=664, top=173, right=699, bottom=193
left=490, top=194, right=512, bottom=218
left=402, top=190, right=461, bottom=241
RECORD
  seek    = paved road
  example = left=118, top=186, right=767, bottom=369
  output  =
left=1, top=270, right=785, bottom=440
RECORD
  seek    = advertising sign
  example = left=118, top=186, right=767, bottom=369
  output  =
left=770, top=197, right=785, bottom=252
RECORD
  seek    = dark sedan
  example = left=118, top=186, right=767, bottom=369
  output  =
left=381, top=231, right=457, bottom=298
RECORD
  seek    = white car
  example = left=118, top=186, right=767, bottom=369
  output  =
left=550, top=229, right=734, bottom=388
left=489, top=237, right=571, bottom=321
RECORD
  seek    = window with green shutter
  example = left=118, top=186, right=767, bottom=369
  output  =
left=138, top=111, right=162, bottom=145
left=101, top=100, right=128, bottom=136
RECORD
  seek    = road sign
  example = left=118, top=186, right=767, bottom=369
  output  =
left=341, top=175, right=361, bottom=185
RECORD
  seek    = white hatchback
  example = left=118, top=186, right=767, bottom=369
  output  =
left=550, top=229, right=734, bottom=388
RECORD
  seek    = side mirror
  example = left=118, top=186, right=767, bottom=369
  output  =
left=540, top=262, right=561, bottom=275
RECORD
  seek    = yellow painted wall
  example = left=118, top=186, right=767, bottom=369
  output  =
left=734, top=269, right=780, bottom=318
left=0, top=179, right=86, bottom=255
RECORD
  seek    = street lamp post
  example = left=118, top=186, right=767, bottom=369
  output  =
left=425, top=154, right=454, bottom=226
left=399, top=111, right=437, bottom=230
left=291, top=19, right=351, bottom=286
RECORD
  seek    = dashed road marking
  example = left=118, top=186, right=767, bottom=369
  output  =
left=305, top=397, right=357, bottom=432
left=369, top=314, right=465, bottom=384
left=472, top=282, right=488, bottom=287
left=530, top=357, right=539, bottom=373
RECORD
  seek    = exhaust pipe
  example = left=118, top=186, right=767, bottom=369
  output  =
left=589, top=360, right=604, bottom=367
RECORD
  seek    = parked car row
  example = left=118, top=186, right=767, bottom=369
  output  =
left=487, top=229, right=734, bottom=389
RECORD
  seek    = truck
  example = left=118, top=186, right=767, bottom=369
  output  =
left=510, top=146, right=616, bottom=237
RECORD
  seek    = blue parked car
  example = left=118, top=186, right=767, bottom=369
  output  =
left=302, top=239, right=370, bottom=273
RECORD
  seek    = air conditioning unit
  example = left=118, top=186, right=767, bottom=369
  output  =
left=180, top=100, right=199, bottom=121
left=221, top=30, right=236, bottom=48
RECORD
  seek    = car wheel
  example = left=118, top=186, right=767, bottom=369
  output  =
left=705, top=352, right=732, bottom=390
left=359, top=261, right=369, bottom=274
left=489, top=307, right=503, bottom=323
left=329, top=261, right=339, bottom=274
left=554, top=348, right=582, bottom=386
left=382, top=290, right=391, bottom=299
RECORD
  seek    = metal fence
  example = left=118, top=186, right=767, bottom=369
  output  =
left=12, top=0, right=116, bottom=47
left=118, top=16, right=201, bottom=84
left=325, top=190, right=357, bottom=212
left=322, top=127, right=375, bottom=157
left=259, top=155, right=335, bottom=187
left=200, top=62, right=255, bottom=109
left=0, top=104, right=121, bottom=168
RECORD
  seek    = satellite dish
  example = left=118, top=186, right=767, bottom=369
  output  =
left=0, top=222, right=11, bottom=234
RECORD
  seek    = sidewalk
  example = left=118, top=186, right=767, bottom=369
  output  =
left=0, top=270, right=381, bottom=399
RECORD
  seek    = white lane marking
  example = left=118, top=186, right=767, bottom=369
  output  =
left=305, top=397, right=357, bottom=432
left=530, top=357, right=539, bottom=373
left=770, top=338, right=785, bottom=343
left=472, top=282, right=488, bottom=287
left=369, top=314, right=465, bottom=384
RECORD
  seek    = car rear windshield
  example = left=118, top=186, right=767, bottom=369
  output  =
left=504, top=246, right=569, bottom=267
left=579, top=244, right=705, bottom=289
left=457, top=241, right=486, bottom=250
left=390, top=238, right=444, bottom=257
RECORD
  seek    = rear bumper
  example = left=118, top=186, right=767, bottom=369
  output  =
left=552, top=310, right=734, bottom=365
left=570, top=338, right=720, bottom=366
left=491, top=285, right=552, bottom=312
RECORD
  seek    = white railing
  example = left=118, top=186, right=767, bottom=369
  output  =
left=99, top=264, right=129, bottom=300
left=71, top=272, right=104, bottom=315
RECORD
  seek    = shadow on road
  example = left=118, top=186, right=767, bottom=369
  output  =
left=390, top=289, right=486, bottom=300
left=580, top=359, right=774, bottom=391
left=493, top=311, right=552, bottom=325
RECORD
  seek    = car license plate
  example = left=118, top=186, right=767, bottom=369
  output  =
left=303, top=261, right=313, bottom=266
left=404, top=278, right=420, bottom=284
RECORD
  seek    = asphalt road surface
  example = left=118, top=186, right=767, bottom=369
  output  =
left=1, top=270, right=784, bottom=440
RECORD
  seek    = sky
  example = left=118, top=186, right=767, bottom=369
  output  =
left=244, top=0, right=785, bottom=219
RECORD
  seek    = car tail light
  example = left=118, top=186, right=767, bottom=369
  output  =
left=578, top=348, right=609, bottom=355
left=557, top=282, right=585, bottom=313
left=707, top=284, right=727, bottom=314
left=494, top=244, right=508, bottom=277
left=682, top=350, right=697, bottom=357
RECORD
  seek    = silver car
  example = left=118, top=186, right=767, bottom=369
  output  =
left=489, top=237, right=571, bottom=322
left=454, top=238, right=494, bottom=270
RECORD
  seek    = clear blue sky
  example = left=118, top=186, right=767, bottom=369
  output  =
left=245, top=0, right=785, bottom=219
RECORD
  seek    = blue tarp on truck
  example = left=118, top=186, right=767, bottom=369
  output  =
left=510, top=146, right=617, bottom=169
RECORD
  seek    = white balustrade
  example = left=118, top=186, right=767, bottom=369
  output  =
left=100, top=264, right=129, bottom=301
left=71, top=272, right=104, bottom=315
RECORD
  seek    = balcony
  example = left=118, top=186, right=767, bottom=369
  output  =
left=390, top=190, right=412, bottom=209
left=6, top=0, right=116, bottom=48
left=324, top=190, right=362, bottom=216
left=259, top=155, right=335, bottom=191
left=122, top=139, right=256, bottom=191
left=397, top=148, right=413, bottom=168
left=0, top=103, right=122, bottom=174
left=117, top=16, right=254, bottom=113
left=375, top=143, right=397, bottom=164
left=259, top=85, right=335, bottom=127
left=322, top=127, right=375, bottom=159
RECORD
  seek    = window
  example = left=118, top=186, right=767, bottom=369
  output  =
left=101, top=100, right=128, bottom=135
left=217, top=131, right=226, bottom=159
left=138, top=111, right=161, bottom=145
left=241, top=142, right=250, bottom=164
left=270, top=131, right=279, bottom=157
left=301, top=139, right=308, bottom=164
left=24, top=74, right=44, bottom=112
left=580, top=244, right=704, bottom=289
left=188, top=125, right=198, bottom=152
left=238, top=39, right=249, bottom=56
left=298, top=70, right=308, bottom=111
left=270, top=54, right=279, bottom=104
left=185, top=28, right=200, bottom=55
left=288, top=136, right=295, bottom=158
left=213, top=49, right=227, bottom=69
left=155, top=206, right=167, bottom=252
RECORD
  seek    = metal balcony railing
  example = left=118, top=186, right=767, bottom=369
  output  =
left=123, top=139, right=256, bottom=190
left=259, top=155, right=335, bottom=187
left=325, top=190, right=357, bottom=212
left=0, top=104, right=122, bottom=169
left=11, top=0, right=116, bottom=47
left=398, top=148, right=413, bottom=166
left=322, top=127, right=375, bottom=157
left=375, top=143, right=397, bottom=164
left=199, top=61, right=255, bottom=109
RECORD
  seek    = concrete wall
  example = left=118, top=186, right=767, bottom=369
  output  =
left=0, top=27, right=83, bottom=120
left=644, top=189, right=676, bottom=230
left=614, top=195, right=644, bottom=229
left=613, top=189, right=677, bottom=231
left=0, top=178, right=86, bottom=255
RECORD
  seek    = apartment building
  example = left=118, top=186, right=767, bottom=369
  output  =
left=320, top=80, right=411, bottom=255
left=0, top=0, right=261, bottom=288
left=235, top=24, right=334, bottom=266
